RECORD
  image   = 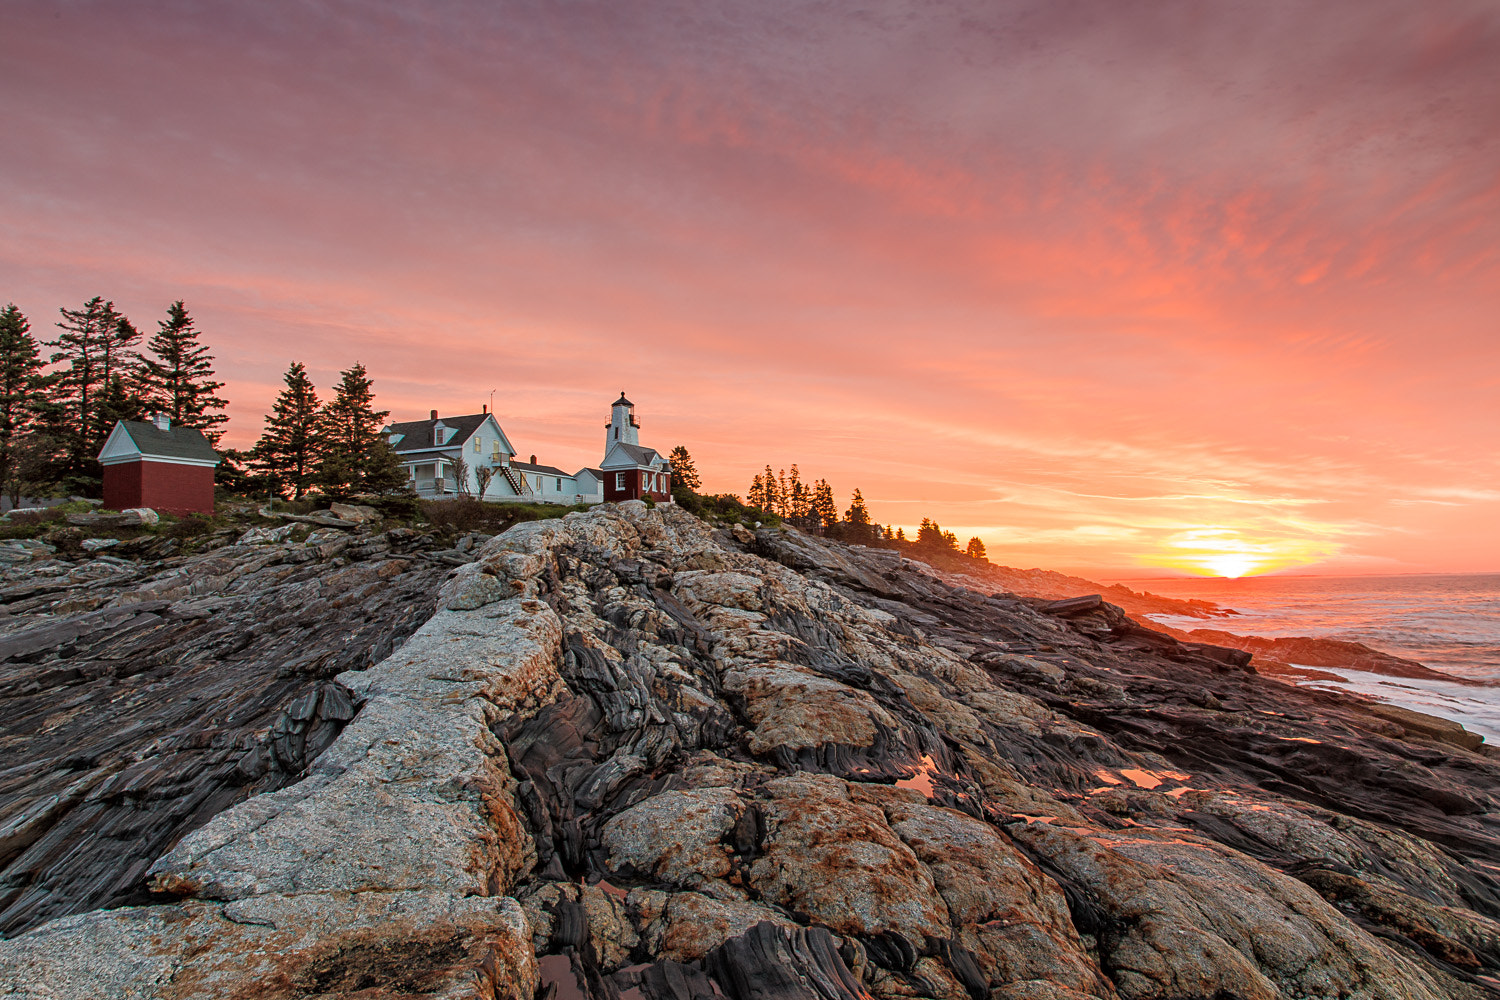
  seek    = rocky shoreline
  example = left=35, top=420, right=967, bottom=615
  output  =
left=923, top=556, right=1490, bottom=689
left=2, top=504, right=1498, bottom=998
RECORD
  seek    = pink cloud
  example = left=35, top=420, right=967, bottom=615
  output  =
left=2, top=0, right=1497, bottom=574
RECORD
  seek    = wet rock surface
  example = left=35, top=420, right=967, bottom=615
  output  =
left=3, top=503, right=1499, bottom=998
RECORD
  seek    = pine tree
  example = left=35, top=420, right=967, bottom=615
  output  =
left=917, top=517, right=941, bottom=547
left=762, top=465, right=781, bottom=515
left=97, top=373, right=148, bottom=431
left=140, top=301, right=229, bottom=443
left=669, top=446, right=701, bottom=491
left=844, top=489, right=871, bottom=528
left=315, top=362, right=405, bottom=497
left=787, top=465, right=809, bottom=522
left=251, top=362, right=322, bottom=498
left=748, top=473, right=765, bottom=509
left=965, top=537, right=987, bottom=560
left=811, top=479, right=838, bottom=528
left=0, top=305, right=47, bottom=504
left=49, top=297, right=142, bottom=476
left=48, top=297, right=107, bottom=474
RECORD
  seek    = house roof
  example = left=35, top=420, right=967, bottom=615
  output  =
left=575, top=468, right=604, bottom=480
left=619, top=443, right=658, bottom=465
left=385, top=413, right=511, bottom=455
left=511, top=460, right=571, bottom=477
left=601, top=442, right=675, bottom=471
left=106, top=421, right=219, bottom=464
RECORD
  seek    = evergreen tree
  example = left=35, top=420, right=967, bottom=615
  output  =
left=669, top=445, right=701, bottom=491
left=914, top=518, right=960, bottom=554
left=315, top=362, right=405, bottom=497
left=251, top=362, right=323, bottom=498
left=895, top=527, right=907, bottom=543
left=811, top=479, right=838, bottom=528
left=917, top=517, right=942, bottom=547
left=97, top=373, right=148, bottom=431
left=48, top=297, right=108, bottom=474
left=748, top=473, right=766, bottom=509
left=965, top=537, right=987, bottom=560
left=787, top=465, right=810, bottom=522
left=0, top=305, right=52, bottom=505
left=844, top=489, right=871, bottom=529
left=49, top=297, right=141, bottom=477
left=762, top=465, right=781, bottom=515
left=776, top=469, right=789, bottom=517
left=140, top=301, right=229, bottom=442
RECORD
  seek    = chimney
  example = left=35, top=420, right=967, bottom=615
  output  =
left=482, top=404, right=487, bottom=414
left=530, top=454, right=537, bottom=465
left=430, top=409, right=438, bottom=421
left=153, top=413, right=170, bottom=431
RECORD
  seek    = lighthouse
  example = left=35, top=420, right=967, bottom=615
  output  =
left=599, top=391, right=672, bottom=503
left=605, top=391, right=640, bottom=450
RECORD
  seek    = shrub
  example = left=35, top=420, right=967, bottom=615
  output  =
left=674, top=488, right=778, bottom=527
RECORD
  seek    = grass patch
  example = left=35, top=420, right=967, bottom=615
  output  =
left=420, top=498, right=588, bottom=536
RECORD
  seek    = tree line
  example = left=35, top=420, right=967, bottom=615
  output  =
left=0, top=296, right=406, bottom=507
left=743, top=463, right=987, bottom=560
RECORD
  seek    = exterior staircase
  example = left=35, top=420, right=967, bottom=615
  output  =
left=495, top=465, right=534, bottom=500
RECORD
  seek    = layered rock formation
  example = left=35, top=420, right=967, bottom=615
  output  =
left=2, top=504, right=1498, bottom=999
left=0, top=521, right=467, bottom=935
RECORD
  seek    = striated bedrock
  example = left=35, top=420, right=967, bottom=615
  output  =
left=4, top=502, right=1500, bottom=999
left=0, top=522, right=468, bottom=937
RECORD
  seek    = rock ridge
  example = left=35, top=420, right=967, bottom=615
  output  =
left=2, top=503, right=1498, bottom=999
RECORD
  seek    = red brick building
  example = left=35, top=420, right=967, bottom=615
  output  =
left=98, top=416, right=220, bottom=515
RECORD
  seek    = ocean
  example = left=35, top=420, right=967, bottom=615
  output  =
left=1112, top=572, right=1500, bottom=743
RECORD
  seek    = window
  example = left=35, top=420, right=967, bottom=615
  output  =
left=473, top=438, right=480, bottom=453
left=614, top=428, right=619, bottom=440
left=555, top=477, right=562, bottom=490
left=615, top=472, right=625, bottom=490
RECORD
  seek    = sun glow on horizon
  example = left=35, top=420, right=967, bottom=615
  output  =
left=1142, top=526, right=1335, bottom=579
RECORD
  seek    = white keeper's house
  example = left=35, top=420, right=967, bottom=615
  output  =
left=384, top=393, right=671, bottom=505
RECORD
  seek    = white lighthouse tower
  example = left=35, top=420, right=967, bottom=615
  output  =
left=605, top=391, right=640, bottom=450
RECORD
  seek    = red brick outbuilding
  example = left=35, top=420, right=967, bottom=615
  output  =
left=98, top=416, right=219, bottom=515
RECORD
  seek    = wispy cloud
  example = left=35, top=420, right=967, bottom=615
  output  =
left=2, top=0, right=1498, bottom=574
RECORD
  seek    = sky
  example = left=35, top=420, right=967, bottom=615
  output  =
left=3, top=0, right=1498, bottom=578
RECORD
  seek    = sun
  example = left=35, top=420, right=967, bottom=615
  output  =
left=1140, top=526, right=1330, bottom=578
left=1201, top=553, right=1257, bottom=578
